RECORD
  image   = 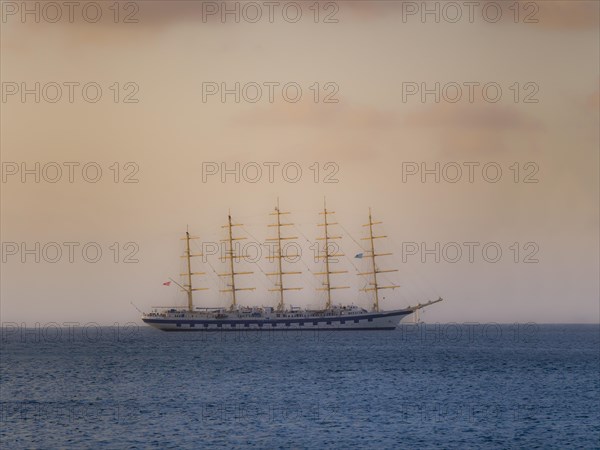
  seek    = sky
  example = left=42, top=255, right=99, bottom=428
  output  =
left=1, top=1, right=599, bottom=325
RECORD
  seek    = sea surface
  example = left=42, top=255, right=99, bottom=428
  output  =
left=1, top=323, right=598, bottom=449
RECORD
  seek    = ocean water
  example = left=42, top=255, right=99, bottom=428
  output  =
left=1, top=324, right=598, bottom=449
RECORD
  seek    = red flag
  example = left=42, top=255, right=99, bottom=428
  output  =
left=163, top=281, right=172, bottom=286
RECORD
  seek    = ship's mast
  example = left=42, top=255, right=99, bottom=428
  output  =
left=360, top=208, right=398, bottom=312
left=180, top=228, right=207, bottom=312
left=323, top=202, right=333, bottom=309
left=266, top=198, right=302, bottom=311
left=227, top=213, right=237, bottom=308
left=316, top=198, right=348, bottom=310
left=185, top=230, right=193, bottom=311
left=220, top=211, right=254, bottom=310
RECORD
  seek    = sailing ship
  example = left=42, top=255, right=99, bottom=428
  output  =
left=142, top=200, right=442, bottom=331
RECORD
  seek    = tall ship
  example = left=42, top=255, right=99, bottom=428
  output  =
left=142, top=200, right=442, bottom=331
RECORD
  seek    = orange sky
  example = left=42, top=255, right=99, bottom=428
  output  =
left=1, top=1, right=598, bottom=324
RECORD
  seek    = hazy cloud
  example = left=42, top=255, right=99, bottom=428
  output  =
left=587, top=87, right=600, bottom=111
left=236, top=101, right=398, bottom=129
left=402, top=98, right=542, bottom=154
left=533, top=1, right=599, bottom=30
left=405, top=102, right=541, bottom=131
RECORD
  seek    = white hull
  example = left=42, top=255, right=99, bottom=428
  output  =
left=142, top=308, right=415, bottom=331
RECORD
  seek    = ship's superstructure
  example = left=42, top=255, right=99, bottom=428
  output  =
left=142, top=201, right=442, bottom=331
